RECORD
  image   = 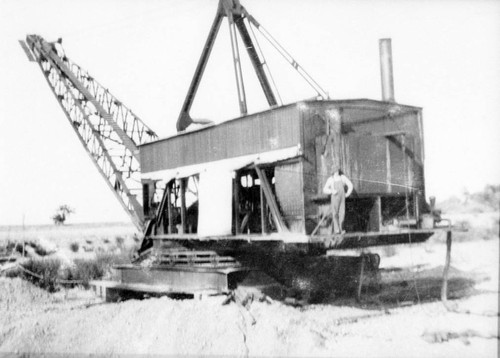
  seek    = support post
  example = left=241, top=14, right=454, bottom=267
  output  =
left=166, top=183, right=174, bottom=234
left=368, top=196, right=382, bottom=232
left=233, top=174, right=241, bottom=234
left=441, top=230, right=452, bottom=306
left=356, top=254, right=366, bottom=302
left=153, top=181, right=169, bottom=234
left=260, top=185, right=267, bottom=234
left=254, top=166, right=288, bottom=233
left=386, top=140, right=392, bottom=193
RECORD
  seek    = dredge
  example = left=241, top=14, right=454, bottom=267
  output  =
left=20, top=0, right=455, bottom=302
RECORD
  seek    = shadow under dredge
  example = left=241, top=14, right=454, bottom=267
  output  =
left=235, top=249, right=488, bottom=308
left=352, top=266, right=483, bottom=308
left=251, top=266, right=484, bottom=309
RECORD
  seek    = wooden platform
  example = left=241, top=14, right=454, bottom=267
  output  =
left=147, top=227, right=455, bottom=253
left=90, top=280, right=222, bottom=302
left=91, top=263, right=249, bottom=302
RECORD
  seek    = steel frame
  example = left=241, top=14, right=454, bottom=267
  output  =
left=22, top=35, right=158, bottom=230
left=176, top=0, right=329, bottom=132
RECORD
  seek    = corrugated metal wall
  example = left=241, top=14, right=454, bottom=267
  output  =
left=342, top=110, right=424, bottom=195
left=299, top=100, right=424, bottom=234
left=140, top=99, right=426, bottom=235
left=300, top=101, right=424, bottom=197
left=140, top=104, right=302, bottom=173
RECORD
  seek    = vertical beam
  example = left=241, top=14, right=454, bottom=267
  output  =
left=180, top=179, right=187, bottom=234
left=153, top=181, right=169, bottom=234
left=400, top=134, right=411, bottom=217
left=233, top=174, right=241, bottom=234
left=368, top=196, right=382, bottom=232
left=386, top=139, right=392, bottom=193
left=327, top=109, right=342, bottom=170
left=142, top=183, right=151, bottom=218
left=166, top=183, right=174, bottom=234
left=414, top=191, right=420, bottom=224
left=260, top=185, right=267, bottom=233
left=356, top=254, right=366, bottom=302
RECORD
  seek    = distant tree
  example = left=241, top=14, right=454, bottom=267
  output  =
left=51, top=205, right=75, bottom=225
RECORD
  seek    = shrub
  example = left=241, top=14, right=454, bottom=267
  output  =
left=5, top=240, right=17, bottom=253
left=31, top=241, right=49, bottom=256
left=4, top=265, right=22, bottom=278
left=69, top=242, right=80, bottom=253
left=69, top=259, right=105, bottom=288
left=14, top=240, right=53, bottom=257
left=66, top=252, right=131, bottom=288
left=21, top=258, right=61, bottom=292
left=14, top=242, right=25, bottom=255
left=0, top=240, right=21, bottom=255
left=96, top=251, right=130, bottom=269
left=14, top=252, right=131, bottom=292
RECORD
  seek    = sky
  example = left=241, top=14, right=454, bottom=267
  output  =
left=0, top=0, right=499, bottom=226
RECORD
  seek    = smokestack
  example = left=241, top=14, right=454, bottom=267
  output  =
left=379, top=38, right=395, bottom=102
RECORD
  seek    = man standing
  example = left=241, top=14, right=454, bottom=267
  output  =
left=323, top=166, right=353, bottom=234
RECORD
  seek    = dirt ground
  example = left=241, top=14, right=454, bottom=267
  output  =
left=0, top=218, right=498, bottom=357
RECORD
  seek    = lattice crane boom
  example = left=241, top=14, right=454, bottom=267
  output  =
left=21, top=35, right=158, bottom=230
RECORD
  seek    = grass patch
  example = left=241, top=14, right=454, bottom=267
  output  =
left=0, top=240, right=17, bottom=256
left=65, top=260, right=105, bottom=288
left=66, top=252, right=130, bottom=288
left=13, top=252, right=131, bottom=292
left=4, top=265, right=22, bottom=278
left=21, top=258, right=61, bottom=292
left=28, top=240, right=52, bottom=256
left=9, top=239, right=54, bottom=257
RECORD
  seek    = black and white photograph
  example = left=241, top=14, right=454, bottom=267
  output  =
left=0, top=0, right=499, bottom=356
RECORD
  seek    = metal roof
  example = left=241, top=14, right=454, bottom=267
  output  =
left=139, top=99, right=421, bottom=147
